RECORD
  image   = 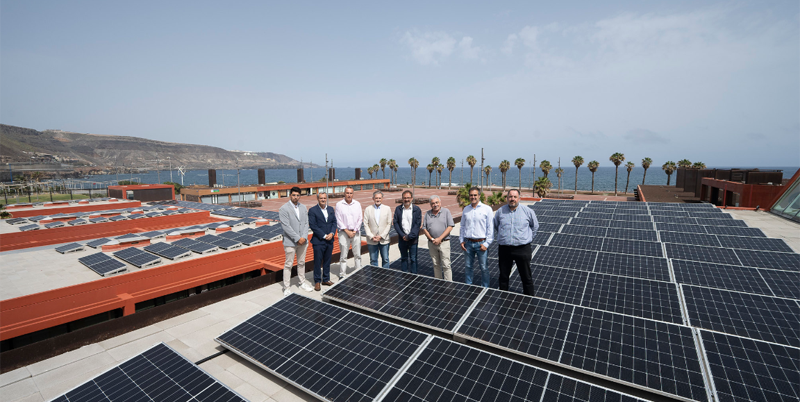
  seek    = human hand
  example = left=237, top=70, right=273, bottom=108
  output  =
left=460, top=242, right=466, bottom=251
left=298, top=237, right=307, bottom=245
left=432, top=238, right=441, bottom=246
left=348, top=230, right=355, bottom=238
left=480, top=244, right=487, bottom=251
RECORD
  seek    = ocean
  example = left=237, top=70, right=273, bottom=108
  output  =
left=79, top=166, right=799, bottom=193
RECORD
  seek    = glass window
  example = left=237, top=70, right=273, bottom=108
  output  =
left=771, top=179, right=800, bottom=221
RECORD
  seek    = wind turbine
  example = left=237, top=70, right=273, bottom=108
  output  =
left=177, top=166, right=187, bottom=186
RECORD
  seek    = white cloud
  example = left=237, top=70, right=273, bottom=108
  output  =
left=400, top=31, right=457, bottom=65
left=458, top=36, right=481, bottom=60
left=501, top=33, right=517, bottom=55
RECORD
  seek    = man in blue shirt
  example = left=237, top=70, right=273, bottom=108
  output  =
left=459, top=187, right=494, bottom=287
left=493, top=189, right=539, bottom=295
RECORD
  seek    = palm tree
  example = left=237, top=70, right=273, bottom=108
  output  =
left=372, top=164, right=380, bottom=182
left=446, top=157, right=456, bottom=189
left=483, top=165, right=492, bottom=188
left=663, top=161, right=677, bottom=185
left=379, top=158, right=388, bottom=180
left=499, top=160, right=510, bottom=191
left=555, top=167, right=564, bottom=193
left=587, top=161, right=599, bottom=193
left=678, top=159, right=692, bottom=169
left=408, top=157, right=419, bottom=194
left=539, top=160, right=552, bottom=178
left=367, top=166, right=373, bottom=179
left=514, top=158, right=525, bottom=193
left=393, top=162, right=399, bottom=185
left=467, top=155, right=477, bottom=184
left=388, top=159, right=397, bottom=185
left=609, top=152, right=625, bottom=196
left=641, top=157, right=652, bottom=185
left=534, top=177, right=552, bottom=198
left=436, top=164, right=444, bottom=189
left=624, top=161, right=635, bottom=194
left=572, top=156, right=584, bottom=194
left=426, top=164, right=435, bottom=188
left=693, top=161, right=706, bottom=169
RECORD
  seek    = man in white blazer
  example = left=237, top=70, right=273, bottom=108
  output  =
left=364, top=190, right=392, bottom=267
left=279, top=186, right=312, bottom=296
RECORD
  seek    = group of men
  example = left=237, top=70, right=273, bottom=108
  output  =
left=278, top=185, right=539, bottom=296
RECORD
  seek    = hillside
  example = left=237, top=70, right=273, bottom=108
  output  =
left=0, top=124, right=310, bottom=170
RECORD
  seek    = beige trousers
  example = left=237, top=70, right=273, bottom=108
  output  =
left=428, top=240, right=452, bottom=281
left=283, top=242, right=308, bottom=288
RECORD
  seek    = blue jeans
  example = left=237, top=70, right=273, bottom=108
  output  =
left=464, top=240, right=490, bottom=287
left=368, top=243, right=390, bottom=268
left=398, top=238, right=418, bottom=274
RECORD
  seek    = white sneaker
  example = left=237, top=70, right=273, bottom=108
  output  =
left=300, top=283, right=313, bottom=292
left=283, top=288, right=292, bottom=297
left=339, top=270, right=347, bottom=279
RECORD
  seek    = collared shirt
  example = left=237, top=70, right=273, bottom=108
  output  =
left=493, top=204, right=539, bottom=246
left=373, top=204, right=381, bottom=223
left=335, top=199, right=363, bottom=231
left=459, top=202, right=494, bottom=248
left=292, top=202, right=300, bottom=220
left=423, top=208, right=454, bottom=239
left=401, top=204, right=413, bottom=234
left=320, top=205, right=329, bottom=221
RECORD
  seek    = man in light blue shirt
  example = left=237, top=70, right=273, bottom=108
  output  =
left=493, top=189, right=539, bottom=295
left=459, top=187, right=494, bottom=287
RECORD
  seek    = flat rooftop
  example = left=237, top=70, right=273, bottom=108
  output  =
left=2, top=201, right=798, bottom=401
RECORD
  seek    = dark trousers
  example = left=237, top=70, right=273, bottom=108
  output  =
left=397, top=238, right=418, bottom=274
left=312, top=242, right=333, bottom=283
left=499, top=243, right=534, bottom=296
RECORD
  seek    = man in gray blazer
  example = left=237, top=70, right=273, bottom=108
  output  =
left=279, top=186, right=312, bottom=295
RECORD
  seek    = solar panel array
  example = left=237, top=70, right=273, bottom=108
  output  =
left=78, top=252, right=127, bottom=276
left=217, top=294, right=646, bottom=402
left=8, top=205, right=196, bottom=232
left=157, top=200, right=281, bottom=220
left=51, top=343, right=246, bottom=402
left=113, top=247, right=162, bottom=268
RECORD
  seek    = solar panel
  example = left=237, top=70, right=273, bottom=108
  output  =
left=50, top=343, right=246, bottom=402
left=456, top=289, right=573, bottom=361
left=660, top=231, right=721, bottom=247
left=756, top=268, right=800, bottom=299
left=704, top=225, right=766, bottom=237
left=68, top=219, right=89, bottom=226
left=656, top=222, right=707, bottom=234
left=652, top=216, right=698, bottom=224
left=699, top=330, right=800, bottom=402
left=231, top=233, right=264, bottom=246
left=108, top=215, right=127, bottom=222
left=569, top=217, right=611, bottom=228
left=140, top=230, right=166, bottom=239
left=54, top=242, right=85, bottom=254
left=510, top=264, right=589, bottom=305
left=537, top=216, right=572, bottom=224
left=610, top=213, right=653, bottom=222
left=665, top=243, right=741, bottom=265
left=560, top=224, right=608, bottom=237
left=531, top=246, right=597, bottom=271
left=604, top=228, right=658, bottom=242
left=715, top=235, right=795, bottom=253
left=113, top=247, right=162, bottom=268
left=217, top=294, right=428, bottom=402
left=734, top=249, right=800, bottom=271
left=144, top=242, right=192, bottom=260
left=144, top=212, right=162, bottom=218
left=127, top=213, right=144, bottom=220
left=540, top=374, right=647, bottom=402
left=6, top=218, right=29, bottom=225
left=88, top=217, right=108, bottom=224
left=601, top=237, right=664, bottom=257
left=171, top=238, right=219, bottom=254
left=593, top=252, right=671, bottom=281
left=694, top=217, right=747, bottom=227
left=85, top=238, right=112, bottom=248
left=44, top=221, right=66, bottom=229
left=549, top=233, right=604, bottom=251
left=608, top=220, right=655, bottom=230
left=19, top=224, right=40, bottom=231
left=560, top=307, right=709, bottom=401
left=576, top=211, right=613, bottom=220
left=216, top=231, right=241, bottom=240
left=207, top=237, right=242, bottom=250
left=324, top=266, right=484, bottom=333
left=78, top=252, right=127, bottom=276
left=537, top=222, right=563, bottom=233
left=681, top=285, right=799, bottom=347
left=672, top=259, right=775, bottom=296
left=582, top=273, right=683, bottom=323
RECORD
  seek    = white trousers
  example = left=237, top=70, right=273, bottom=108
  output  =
left=338, top=230, right=361, bottom=274
left=283, top=242, right=308, bottom=288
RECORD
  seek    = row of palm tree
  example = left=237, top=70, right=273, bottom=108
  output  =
left=370, top=154, right=705, bottom=195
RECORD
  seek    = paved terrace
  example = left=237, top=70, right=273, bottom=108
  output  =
left=1, top=204, right=798, bottom=401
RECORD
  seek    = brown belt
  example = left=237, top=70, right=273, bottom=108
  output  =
left=466, top=238, right=485, bottom=243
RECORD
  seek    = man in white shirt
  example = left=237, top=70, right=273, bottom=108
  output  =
left=334, top=186, right=362, bottom=278
left=364, top=190, right=392, bottom=267
left=459, top=187, right=494, bottom=287
left=393, top=190, right=422, bottom=273
left=279, top=187, right=312, bottom=295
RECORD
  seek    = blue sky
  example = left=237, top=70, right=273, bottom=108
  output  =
left=2, top=1, right=798, bottom=167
